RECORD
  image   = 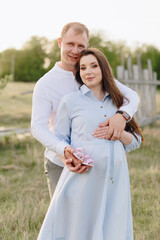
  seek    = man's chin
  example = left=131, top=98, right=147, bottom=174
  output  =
left=68, top=56, right=79, bottom=63
left=68, top=60, right=78, bottom=66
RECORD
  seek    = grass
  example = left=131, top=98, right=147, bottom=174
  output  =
left=129, top=123, right=160, bottom=240
left=0, top=134, right=49, bottom=240
left=0, top=82, right=160, bottom=239
left=0, top=123, right=160, bottom=240
left=0, top=82, right=35, bottom=128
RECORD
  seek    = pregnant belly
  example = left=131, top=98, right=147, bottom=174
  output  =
left=71, top=140, right=125, bottom=170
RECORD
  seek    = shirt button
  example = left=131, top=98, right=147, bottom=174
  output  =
left=104, top=115, right=107, bottom=117
left=100, top=106, right=103, bottom=108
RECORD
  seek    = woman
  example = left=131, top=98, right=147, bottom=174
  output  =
left=37, top=48, right=143, bottom=240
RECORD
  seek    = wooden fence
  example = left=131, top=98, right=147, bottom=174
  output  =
left=116, top=54, right=160, bottom=127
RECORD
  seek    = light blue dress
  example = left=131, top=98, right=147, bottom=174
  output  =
left=37, top=84, right=141, bottom=240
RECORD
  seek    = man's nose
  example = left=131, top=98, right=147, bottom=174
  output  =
left=71, top=46, right=79, bottom=54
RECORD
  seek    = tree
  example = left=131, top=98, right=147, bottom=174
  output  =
left=0, top=48, right=17, bottom=78
left=46, top=39, right=60, bottom=71
left=14, top=36, right=48, bottom=82
left=133, top=44, right=160, bottom=80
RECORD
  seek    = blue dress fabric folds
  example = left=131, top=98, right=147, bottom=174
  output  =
left=37, top=85, right=141, bottom=240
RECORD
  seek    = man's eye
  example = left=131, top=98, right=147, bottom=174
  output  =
left=68, top=43, right=73, bottom=46
left=79, top=45, right=85, bottom=49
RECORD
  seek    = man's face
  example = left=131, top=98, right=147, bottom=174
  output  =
left=58, top=28, right=88, bottom=70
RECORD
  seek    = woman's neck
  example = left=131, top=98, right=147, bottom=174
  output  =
left=89, top=86, right=105, bottom=101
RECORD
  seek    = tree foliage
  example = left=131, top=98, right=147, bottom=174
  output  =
left=14, top=36, right=47, bottom=82
left=0, top=48, right=17, bottom=78
left=0, top=34, right=160, bottom=82
left=133, top=44, right=160, bottom=79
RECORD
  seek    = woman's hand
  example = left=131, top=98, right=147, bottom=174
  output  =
left=61, top=146, right=90, bottom=174
left=93, top=114, right=126, bottom=140
left=92, top=126, right=109, bottom=139
left=93, top=126, right=133, bottom=145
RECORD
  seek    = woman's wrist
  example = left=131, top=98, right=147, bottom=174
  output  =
left=120, top=131, right=133, bottom=145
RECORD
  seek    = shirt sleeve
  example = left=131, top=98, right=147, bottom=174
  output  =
left=123, top=133, right=141, bottom=152
left=31, top=81, right=64, bottom=153
left=115, top=79, right=140, bottom=118
left=54, top=98, right=71, bottom=157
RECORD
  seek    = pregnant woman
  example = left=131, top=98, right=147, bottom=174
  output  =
left=37, top=48, right=143, bottom=240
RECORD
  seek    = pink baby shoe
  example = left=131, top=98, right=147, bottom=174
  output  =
left=73, top=148, right=94, bottom=167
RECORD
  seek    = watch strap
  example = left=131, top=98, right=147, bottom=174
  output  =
left=116, top=110, right=130, bottom=121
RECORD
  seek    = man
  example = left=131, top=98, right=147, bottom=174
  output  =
left=31, top=22, right=139, bottom=198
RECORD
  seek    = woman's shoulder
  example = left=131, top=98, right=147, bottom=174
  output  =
left=61, top=90, right=81, bottom=103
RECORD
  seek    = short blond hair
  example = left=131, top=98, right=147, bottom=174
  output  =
left=61, top=22, right=89, bottom=39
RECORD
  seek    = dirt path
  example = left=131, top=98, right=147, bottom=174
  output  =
left=0, top=127, right=30, bottom=136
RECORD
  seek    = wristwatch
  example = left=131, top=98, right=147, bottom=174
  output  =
left=116, top=110, right=130, bottom=121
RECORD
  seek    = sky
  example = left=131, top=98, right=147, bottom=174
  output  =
left=0, top=0, right=160, bottom=52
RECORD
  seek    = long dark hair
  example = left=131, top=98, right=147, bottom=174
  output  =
left=76, top=48, right=143, bottom=140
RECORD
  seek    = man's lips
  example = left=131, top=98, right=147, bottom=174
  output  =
left=68, top=55, right=78, bottom=60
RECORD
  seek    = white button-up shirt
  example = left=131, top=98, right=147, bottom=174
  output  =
left=31, top=63, right=140, bottom=166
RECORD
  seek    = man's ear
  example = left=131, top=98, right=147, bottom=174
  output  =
left=58, top=38, right=62, bottom=48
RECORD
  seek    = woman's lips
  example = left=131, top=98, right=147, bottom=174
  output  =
left=86, top=77, right=94, bottom=81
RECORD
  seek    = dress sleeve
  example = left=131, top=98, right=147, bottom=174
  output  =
left=123, top=133, right=141, bottom=152
left=54, top=98, right=72, bottom=157
left=115, top=79, right=140, bottom=118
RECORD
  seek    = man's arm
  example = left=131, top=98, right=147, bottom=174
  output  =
left=93, top=80, right=140, bottom=140
left=115, top=79, right=140, bottom=118
left=31, top=83, right=88, bottom=173
left=31, top=80, right=62, bottom=151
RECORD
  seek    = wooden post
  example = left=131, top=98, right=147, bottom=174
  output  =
left=137, top=54, right=144, bottom=121
left=133, top=64, right=141, bottom=121
left=11, top=55, right=15, bottom=82
left=127, top=55, right=133, bottom=81
left=143, top=69, right=152, bottom=118
left=148, top=59, right=156, bottom=117
left=116, top=55, right=159, bottom=126
left=116, top=65, right=124, bottom=80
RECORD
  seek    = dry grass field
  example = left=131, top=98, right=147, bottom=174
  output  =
left=0, top=82, right=35, bottom=128
left=0, top=82, right=160, bottom=240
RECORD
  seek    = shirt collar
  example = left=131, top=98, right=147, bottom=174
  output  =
left=54, top=62, right=75, bottom=78
left=80, top=84, right=109, bottom=99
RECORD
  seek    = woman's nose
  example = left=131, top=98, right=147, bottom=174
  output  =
left=86, top=68, right=92, bottom=74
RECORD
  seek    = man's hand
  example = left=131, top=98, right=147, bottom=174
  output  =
left=59, top=146, right=90, bottom=174
left=93, top=113, right=126, bottom=141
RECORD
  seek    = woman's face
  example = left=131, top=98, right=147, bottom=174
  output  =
left=79, top=54, right=102, bottom=90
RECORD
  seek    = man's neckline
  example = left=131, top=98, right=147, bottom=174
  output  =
left=55, top=62, right=75, bottom=77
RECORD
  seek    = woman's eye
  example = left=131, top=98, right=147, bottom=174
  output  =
left=80, top=67, right=86, bottom=70
left=92, top=64, right=98, bottom=68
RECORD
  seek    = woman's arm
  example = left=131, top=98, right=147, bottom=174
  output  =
left=54, top=97, right=89, bottom=173
left=120, top=131, right=141, bottom=152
